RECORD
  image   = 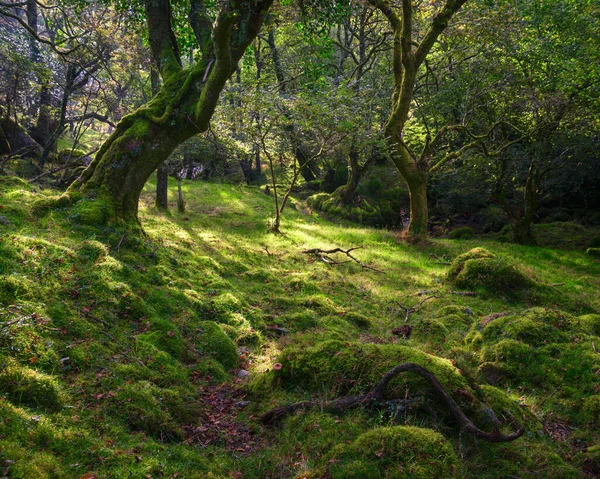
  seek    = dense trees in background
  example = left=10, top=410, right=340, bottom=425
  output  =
left=0, top=0, right=599, bottom=240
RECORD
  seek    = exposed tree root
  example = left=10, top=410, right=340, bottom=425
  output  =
left=302, top=247, right=384, bottom=273
left=260, top=362, right=524, bottom=443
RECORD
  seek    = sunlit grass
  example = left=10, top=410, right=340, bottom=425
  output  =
left=0, top=174, right=598, bottom=478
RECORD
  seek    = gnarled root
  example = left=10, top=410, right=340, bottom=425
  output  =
left=260, top=362, right=524, bottom=443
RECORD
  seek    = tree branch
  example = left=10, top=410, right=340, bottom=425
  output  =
left=261, top=362, right=525, bottom=444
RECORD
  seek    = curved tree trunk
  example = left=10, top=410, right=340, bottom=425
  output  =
left=70, top=108, right=196, bottom=222
left=64, top=0, right=274, bottom=225
left=367, top=0, right=467, bottom=242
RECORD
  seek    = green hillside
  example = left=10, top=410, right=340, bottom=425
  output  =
left=1, top=175, right=599, bottom=478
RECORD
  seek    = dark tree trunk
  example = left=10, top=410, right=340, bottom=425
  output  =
left=155, top=162, right=169, bottom=210
left=512, top=159, right=540, bottom=245
left=340, top=145, right=360, bottom=203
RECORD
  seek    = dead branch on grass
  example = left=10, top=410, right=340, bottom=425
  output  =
left=260, top=362, right=524, bottom=443
left=395, top=295, right=439, bottom=321
left=302, top=247, right=384, bottom=273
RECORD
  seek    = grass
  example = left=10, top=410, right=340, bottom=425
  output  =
left=0, top=173, right=599, bottom=478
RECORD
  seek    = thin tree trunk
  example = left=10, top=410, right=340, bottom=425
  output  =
left=150, top=65, right=169, bottom=211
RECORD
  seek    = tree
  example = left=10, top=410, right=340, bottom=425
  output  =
left=366, top=0, right=467, bottom=242
left=62, top=0, right=274, bottom=224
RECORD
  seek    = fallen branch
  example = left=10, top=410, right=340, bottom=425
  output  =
left=302, top=247, right=383, bottom=273
left=395, top=295, right=439, bottom=322
left=260, top=362, right=524, bottom=443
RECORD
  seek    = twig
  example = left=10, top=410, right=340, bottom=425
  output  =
left=429, top=253, right=451, bottom=265
left=395, top=295, right=439, bottom=322
left=302, top=247, right=384, bottom=273
left=451, top=291, right=477, bottom=297
left=116, top=233, right=127, bottom=252
left=260, top=362, right=524, bottom=443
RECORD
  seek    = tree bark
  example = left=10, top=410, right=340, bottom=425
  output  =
left=156, top=162, right=170, bottom=210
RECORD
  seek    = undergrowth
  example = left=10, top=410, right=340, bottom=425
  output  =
left=0, top=174, right=599, bottom=478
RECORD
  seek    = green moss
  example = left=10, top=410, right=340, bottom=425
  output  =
left=0, top=274, right=35, bottom=304
left=437, top=313, right=474, bottom=331
left=194, top=321, right=238, bottom=370
left=77, top=239, right=109, bottom=262
left=534, top=222, right=597, bottom=250
left=411, top=318, right=448, bottom=343
left=138, top=319, right=187, bottom=361
left=447, top=248, right=534, bottom=294
left=0, top=356, right=62, bottom=410
left=578, top=314, right=600, bottom=336
left=275, top=311, right=318, bottom=331
left=0, top=442, right=64, bottom=479
left=191, top=358, right=229, bottom=383
left=482, top=308, right=574, bottom=347
left=448, top=226, right=474, bottom=240
left=342, top=311, right=372, bottom=329
left=68, top=197, right=111, bottom=226
left=583, top=396, right=600, bottom=424
left=112, top=381, right=183, bottom=441
left=307, top=192, right=387, bottom=226
left=447, top=247, right=495, bottom=281
left=277, top=340, right=468, bottom=395
left=57, top=148, right=86, bottom=159
left=323, top=426, right=457, bottom=479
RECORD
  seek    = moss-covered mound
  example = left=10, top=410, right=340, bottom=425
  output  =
left=307, top=192, right=388, bottom=226
left=276, top=339, right=468, bottom=396
left=194, top=320, right=238, bottom=370
left=0, top=355, right=63, bottom=410
left=314, top=426, right=457, bottom=479
left=448, top=226, right=474, bottom=240
left=471, top=308, right=600, bottom=421
left=447, top=247, right=534, bottom=293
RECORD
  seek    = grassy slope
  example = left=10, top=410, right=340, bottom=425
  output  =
left=0, top=174, right=599, bottom=478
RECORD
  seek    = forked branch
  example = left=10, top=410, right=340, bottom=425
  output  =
left=302, top=247, right=384, bottom=273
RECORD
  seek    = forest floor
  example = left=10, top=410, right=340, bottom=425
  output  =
left=1, top=174, right=600, bottom=478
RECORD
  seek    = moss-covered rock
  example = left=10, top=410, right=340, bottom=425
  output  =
left=68, top=197, right=111, bottom=226
left=448, top=226, right=474, bottom=240
left=411, top=318, right=448, bottom=343
left=481, top=308, right=574, bottom=347
left=276, top=340, right=468, bottom=396
left=583, top=395, right=600, bottom=425
left=112, top=381, right=183, bottom=441
left=77, top=239, right=109, bottom=262
left=194, top=321, right=238, bottom=370
left=0, top=274, right=35, bottom=305
left=0, top=356, right=62, bottom=410
left=323, top=426, right=457, bottom=479
left=447, top=248, right=534, bottom=294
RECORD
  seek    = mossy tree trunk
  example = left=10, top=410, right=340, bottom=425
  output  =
left=368, top=0, right=467, bottom=242
left=67, top=0, right=274, bottom=225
